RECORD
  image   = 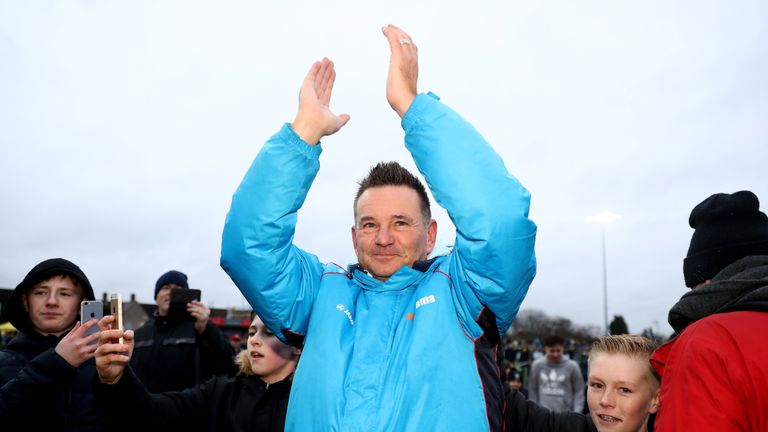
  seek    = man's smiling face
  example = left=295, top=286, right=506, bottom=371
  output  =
left=352, top=185, right=436, bottom=281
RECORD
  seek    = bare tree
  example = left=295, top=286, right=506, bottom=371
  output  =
left=508, top=309, right=600, bottom=343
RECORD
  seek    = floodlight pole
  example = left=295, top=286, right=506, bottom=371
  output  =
left=586, top=211, right=621, bottom=336
left=602, top=228, right=608, bottom=335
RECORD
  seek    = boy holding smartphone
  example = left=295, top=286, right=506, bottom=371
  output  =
left=0, top=258, right=106, bottom=430
left=130, top=270, right=232, bottom=392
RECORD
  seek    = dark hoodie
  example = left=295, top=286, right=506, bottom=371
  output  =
left=0, top=258, right=106, bottom=431
left=96, top=366, right=292, bottom=432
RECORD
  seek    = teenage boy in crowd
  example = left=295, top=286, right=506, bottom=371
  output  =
left=0, top=258, right=106, bottom=430
left=505, top=334, right=661, bottom=432
left=529, top=334, right=585, bottom=412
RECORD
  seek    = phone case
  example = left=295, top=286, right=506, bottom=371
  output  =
left=169, top=289, right=201, bottom=321
left=110, top=293, right=124, bottom=343
left=80, top=300, right=103, bottom=342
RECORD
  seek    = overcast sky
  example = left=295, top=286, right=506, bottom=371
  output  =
left=1, top=1, right=766, bottom=336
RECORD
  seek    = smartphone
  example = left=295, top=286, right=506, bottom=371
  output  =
left=80, top=300, right=103, bottom=343
left=168, top=288, right=201, bottom=321
left=109, top=293, right=123, bottom=343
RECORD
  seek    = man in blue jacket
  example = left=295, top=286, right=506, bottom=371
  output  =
left=221, top=25, right=537, bottom=431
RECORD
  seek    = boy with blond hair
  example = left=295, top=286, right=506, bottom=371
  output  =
left=505, top=334, right=660, bottom=432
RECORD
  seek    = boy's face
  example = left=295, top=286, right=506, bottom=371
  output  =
left=22, top=275, right=83, bottom=336
left=545, top=344, right=564, bottom=363
left=587, top=352, right=660, bottom=432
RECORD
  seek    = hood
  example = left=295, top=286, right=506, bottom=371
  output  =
left=668, top=255, right=768, bottom=333
left=2, top=258, right=95, bottom=335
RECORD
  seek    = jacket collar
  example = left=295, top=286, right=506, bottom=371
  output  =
left=349, top=257, right=439, bottom=292
left=668, top=255, right=768, bottom=333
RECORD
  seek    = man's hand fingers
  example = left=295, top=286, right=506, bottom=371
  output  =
left=96, top=351, right=131, bottom=366
left=314, top=58, right=329, bottom=95
left=123, top=330, right=134, bottom=343
left=187, top=302, right=209, bottom=315
left=382, top=25, right=399, bottom=52
left=383, top=24, right=418, bottom=117
left=383, top=24, right=414, bottom=51
left=292, top=57, right=348, bottom=144
left=305, top=60, right=322, bottom=85
left=99, top=328, right=124, bottom=345
left=66, top=321, right=82, bottom=338
left=96, top=341, right=130, bottom=357
left=98, top=315, right=115, bottom=331
left=85, top=331, right=101, bottom=345
left=79, top=318, right=98, bottom=334
left=318, top=59, right=334, bottom=102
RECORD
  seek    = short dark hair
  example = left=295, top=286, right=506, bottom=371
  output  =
left=354, top=161, right=431, bottom=222
left=543, top=335, right=565, bottom=347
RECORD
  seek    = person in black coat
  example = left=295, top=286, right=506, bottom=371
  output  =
left=0, top=258, right=106, bottom=431
left=130, top=270, right=233, bottom=392
left=95, top=312, right=300, bottom=432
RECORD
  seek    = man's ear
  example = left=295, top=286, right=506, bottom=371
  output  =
left=425, top=219, right=438, bottom=255
left=351, top=225, right=358, bottom=251
left=21, top=294, right=30, bottom=313
left=292, top=347, right=302, bottom=358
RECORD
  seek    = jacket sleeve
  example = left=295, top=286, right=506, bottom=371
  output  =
left=0, top=348, right=77, bottom=416
left=403, top=93, right=537, bottom=334
left=220, top=124, right=326, bottom=343
left=504, top=389, right=594, bottom=432
left=96, top=366, right=210, bottom=430
left=197, top=322, right=235, bottom=376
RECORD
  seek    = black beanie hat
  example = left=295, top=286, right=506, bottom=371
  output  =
left=155, top=270, right=189, bottom=298
left=683, top=190, right=768, bottom=287
left=3, top=258, right=95, bottom=335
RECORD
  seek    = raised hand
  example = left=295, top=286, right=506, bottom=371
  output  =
left=290, top=58, right=350, bottom=145
left=382, top=24, right=418, bottom=118
left=54, top=319, right=100, bottom=368
left=187, top=300, right=210, bottom=334
left=94, top=315, right=134, bottom=384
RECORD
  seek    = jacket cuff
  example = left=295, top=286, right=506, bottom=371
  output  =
left=401, top=92, right=441, bottom=132
left=94, top=367, right=147, bottom=409
left=36, top=347, right=78, bottom=376
left=279, top=123, right=323, bottom=160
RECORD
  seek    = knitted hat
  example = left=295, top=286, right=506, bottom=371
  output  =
left=683, top=190, right=768, bottom=287
left=154, top=270, right=189, bottom=298
left=3, top=258, right=95, bottom=335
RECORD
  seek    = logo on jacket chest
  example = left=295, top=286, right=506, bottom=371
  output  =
left=415, top=294, right=436, bottom=309
left=405, top=295, right=437, bottom=321
left=336, top=304, right=355, bottom=325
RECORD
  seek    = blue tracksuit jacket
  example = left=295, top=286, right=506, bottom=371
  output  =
left=221, top=92, right=537, bottom=431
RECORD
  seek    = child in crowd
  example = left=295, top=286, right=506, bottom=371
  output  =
left=94, top=313, right=300, bottom=432
left=505, top=334, right=660, bottom=432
